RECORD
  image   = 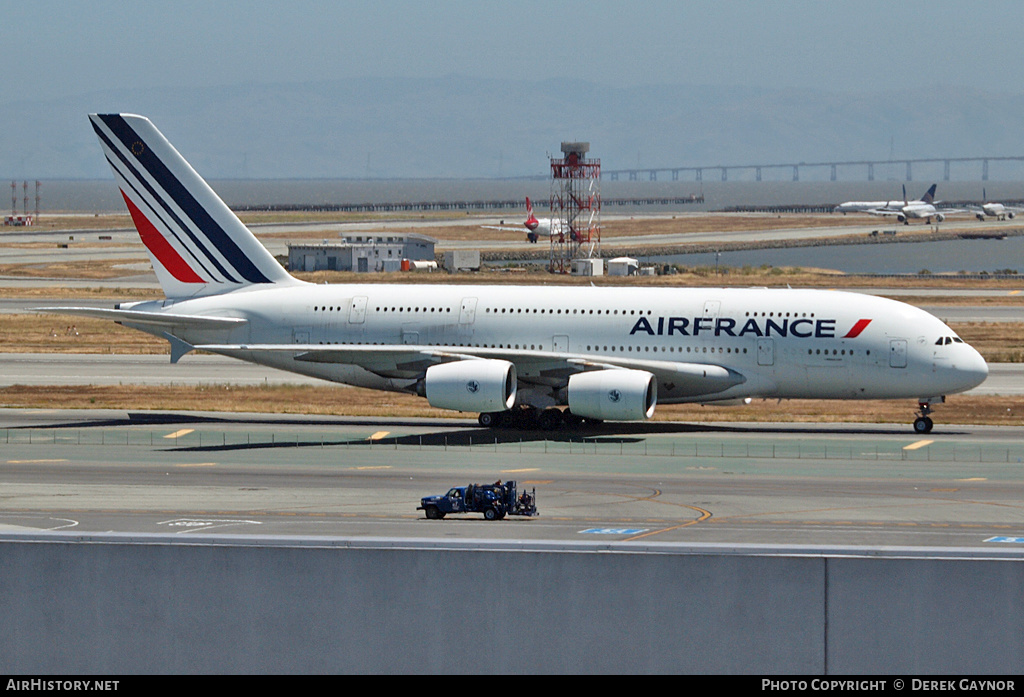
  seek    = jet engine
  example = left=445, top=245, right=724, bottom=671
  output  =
left=1009, top=212, right=1016, bottom=219
left=423, top=360, right=517, bottom=413
left=567, top=369, right=657, bottom=421
left=935, top=213, right=945, bottom=223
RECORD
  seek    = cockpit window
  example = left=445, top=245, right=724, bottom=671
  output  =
left=935, top=336, right=957, bottom=345
left=953, top=337, right=963, bottom=343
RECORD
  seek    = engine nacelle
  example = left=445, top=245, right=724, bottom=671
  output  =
left=1009, top=212, right=1016, bottom=219
left=935, top=213, right=945, bottom=223
left=567, top=369, right=657, bottom=421
left=423, top=360, right=516, bottom=413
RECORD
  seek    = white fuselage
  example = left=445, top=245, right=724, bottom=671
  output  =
left=899, top=202, right=940, bottom=219
left=526, top=217, right=562, bottom=237
left=981, top=203, right=1014, bottom=219
left=123, top=284, right=988, bottom=407
left=835, top=200, right=939, bottom=220
left=834, top=201, right=890, bottom=214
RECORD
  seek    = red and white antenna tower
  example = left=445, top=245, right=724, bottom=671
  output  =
left=549, top=141, right=600, bottom=274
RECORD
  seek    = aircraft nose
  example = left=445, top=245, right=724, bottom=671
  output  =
left=954, top=345, right=989, bottom=392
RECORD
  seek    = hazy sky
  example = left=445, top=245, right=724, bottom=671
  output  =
left=4, top=0, right=1023, bottom=101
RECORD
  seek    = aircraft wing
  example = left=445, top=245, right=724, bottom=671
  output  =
left=196, top=343, right=746, bottom=397
left=480, top=225, right=525, bottom=231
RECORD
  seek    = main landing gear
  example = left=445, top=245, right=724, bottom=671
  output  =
left=913, top=397, right=944, bottom=434
left=478, top=406, right=597, bottom=431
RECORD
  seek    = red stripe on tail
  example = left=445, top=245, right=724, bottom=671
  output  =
left=121, top=190, right=205, bottom=284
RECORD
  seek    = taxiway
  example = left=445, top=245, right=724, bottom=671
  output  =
left=2, top=408, right=1023, bottom=550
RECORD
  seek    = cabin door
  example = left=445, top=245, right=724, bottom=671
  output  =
left=889, top=339, right=908, bottom=368
left=459, top=297, right=478, bottom=324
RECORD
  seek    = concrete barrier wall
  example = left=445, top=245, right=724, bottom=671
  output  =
left=1, top=535, right=1021, bottom=674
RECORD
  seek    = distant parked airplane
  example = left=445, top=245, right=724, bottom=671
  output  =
left=837, top=184, right=966, bottom=225
left=482, top=197, right=564, bottom=243
left=970, top=189, right=1023, bottom=221
left=833, top=184, right=937, bottom=216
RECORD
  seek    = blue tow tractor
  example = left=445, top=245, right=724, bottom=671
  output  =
left=418, top=481, right=538, bottom=520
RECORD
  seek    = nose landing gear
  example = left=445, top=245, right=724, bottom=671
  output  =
left=913, top=397, right=945, bottom=434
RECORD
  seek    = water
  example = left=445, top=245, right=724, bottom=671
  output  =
left=645, top=236, right=1024, bottom=275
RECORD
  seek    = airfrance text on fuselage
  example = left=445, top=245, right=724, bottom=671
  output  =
left=629, top=316, right=869, bottom=339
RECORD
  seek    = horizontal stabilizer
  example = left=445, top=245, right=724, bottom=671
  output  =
left=33, top=307, right=248, bottom=330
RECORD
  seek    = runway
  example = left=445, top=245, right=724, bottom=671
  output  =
left=2, top=408, right=1024, bottom=551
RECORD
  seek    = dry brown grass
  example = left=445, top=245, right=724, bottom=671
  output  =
left=947, top=322, right=1024, bottom=362
left=17, top=214, right=132, bottom=232
left=0, top=258, right=152, bottom=280
left=0, top=286, right=162, bottom=300
left=0, top=315, right=166, bottom=354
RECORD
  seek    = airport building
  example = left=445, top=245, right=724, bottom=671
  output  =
left=287, top=233, right=436, bottom=273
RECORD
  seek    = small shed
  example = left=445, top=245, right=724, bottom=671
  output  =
left=288, top=233, right=436, bottom=273
left=607, top=257, right=639, bottom=276
left=571, top=258, right=603, bottom=276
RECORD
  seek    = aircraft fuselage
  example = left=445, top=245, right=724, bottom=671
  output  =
left=121, top=284, right=987, bottom=406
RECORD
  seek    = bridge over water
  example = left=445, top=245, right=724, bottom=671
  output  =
left=605, top=156, right=1024, bottom=183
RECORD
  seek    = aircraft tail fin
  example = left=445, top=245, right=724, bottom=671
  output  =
left=89, top=114, right=299, bottom=299
left=524, top=196, right=539, bottom=231
left=921, top=184, right=937, bottom=204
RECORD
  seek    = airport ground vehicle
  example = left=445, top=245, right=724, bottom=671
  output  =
left=418, top=481, right=537, bottom=520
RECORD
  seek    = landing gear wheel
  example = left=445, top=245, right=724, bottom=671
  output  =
left=913, top=399, right=940, bottom=434
left=478, top=412, right=498, bottom=428
left=562, top=409, right=584, bottom=428
left=514, top=407, right=539, bottom=430
left=538, top=408, right=564, bottom=431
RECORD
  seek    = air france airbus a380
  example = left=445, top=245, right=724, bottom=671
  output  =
left=40, top=114, right=989, bottom=434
